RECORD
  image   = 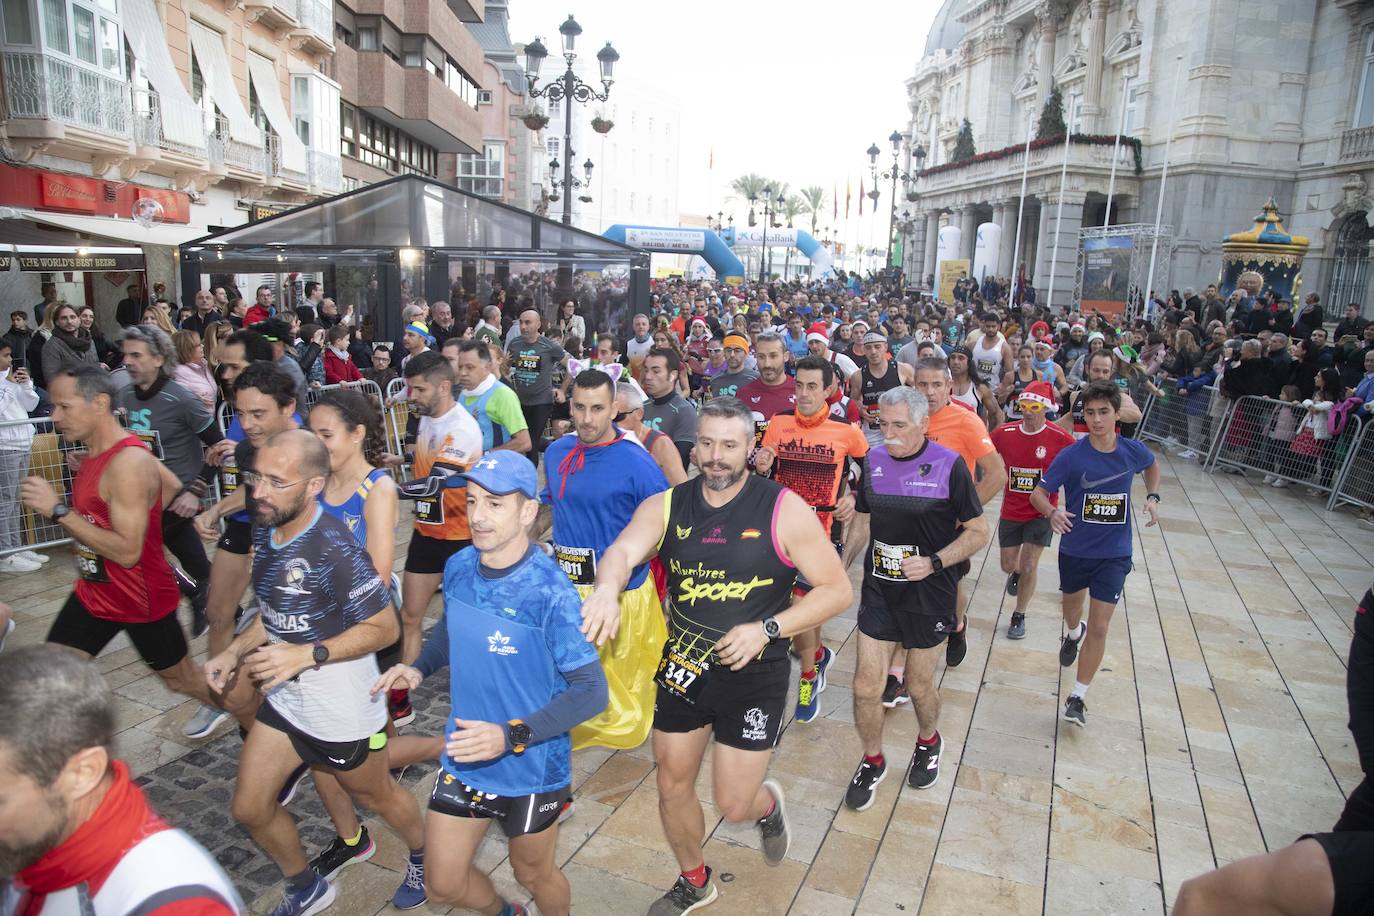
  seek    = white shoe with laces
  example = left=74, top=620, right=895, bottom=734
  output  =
left=18, top=550, right=49, bottom=564
left=0, top=555, right=41, bottom=573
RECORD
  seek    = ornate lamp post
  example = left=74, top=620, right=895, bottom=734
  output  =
left=547, top=156, right=595, bottom=204
left=867, top=131, right=926, bottom=273
left=522, top=17, right=618, bottom=226
left=747, top=185, right=776, bottom=284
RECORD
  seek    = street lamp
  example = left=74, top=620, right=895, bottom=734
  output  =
left=523, top=16, right=618, bottom=226
left=867, top=130, right=925, bottom=276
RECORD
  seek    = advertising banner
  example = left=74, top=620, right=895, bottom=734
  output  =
left=938, top=259, right=970, bottom=302
left=624, top=227, right=705, bottom=252
left=1081, top=236, right=1132, bottom=319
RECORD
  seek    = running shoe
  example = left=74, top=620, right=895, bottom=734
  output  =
left=647, top=869, right=718, bottom=916
left=1059, top=627, right=1083, bottom=667
left=1262, top=474, right=1275, bottom=484
left=17, top=549, right=49, bottom=564
left=1062, top=695, right=1087, bottom=728
left=269, top=874, right=334, bottom=916
left=1005, top=571, right=1020, bottom=596
left=392, top=854, right=426, bottom=910
left=310, top=826, right=376, bottom=881
left=1271, top=478, right=1290, bottom=488
left=1007, top=613, right=1026, bottom=640
left=881, top=675, right=909, bottom=708
left=814, top=644, right=834, bottom=692
left=183, top=704, right=231, bottom=739
left=757, top=779, right=790, bottom=864
left=278, top=763, right=310, bottom=806
left=388, top=688, right=415, bottom=728
left=945, top=624, right=967, bottom=668
left=557, top=799, right=575, bottom=823
left=1177, top=449, right=1199, bottom=461
left=0, top=555, right=41, bottom=573
left=907, top=735, right=942, bottom=790
left=794, top=676, right=820, bottom=723
left=0, top=617, right=13, bottom=653
left=844, top=757, right=887, bottom=811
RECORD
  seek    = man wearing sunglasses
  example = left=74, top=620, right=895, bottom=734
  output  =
left=989, top=380, right=1075, bottom=640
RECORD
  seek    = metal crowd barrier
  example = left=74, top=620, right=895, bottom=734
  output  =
left=0, top=416, right=72, bottom=559
left=1328, top=416, right=1374, bottom=512
left=1203, top=394, right=1365, bottom=497
left=383, top=376, right=414, bottom=481
left=1137, top=384, right=1230, bottom=461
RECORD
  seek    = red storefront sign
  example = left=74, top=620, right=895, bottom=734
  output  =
left=0, top=163, right=190, bottom=223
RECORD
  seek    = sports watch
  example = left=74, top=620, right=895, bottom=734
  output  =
left=1146, top=492, right=1162, bottom=503
left=311, top=641, right=330, bottom=669
left=49, top=502, right=70, bottom=522
left=762, top=616, right=781, bottom=640
left=507, top=719, right=531, bottom=754
left=929, top=553, right=944, bottom=574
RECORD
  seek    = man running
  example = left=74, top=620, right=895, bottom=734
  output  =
left=641, top=348, right=698, bottom=468
left=848, top=332, right=914, bottom=448
left=1030, top=381, right=1161, bottom=729
left=449, top=338, right=531, bottom=454
left=736, top=330, right=796, bottom=455
left=581, top=397, right=852, bottom=916
left=987, top=379, right=1076, bottom=641
left=505, top=308, right=566, bottom=467
left=22, top=366, right=216, bottom=709
left=1060, top=350, right=1143, bottom=439
left=967, top=312, right=1013, bottom=383
left=205, top=430, right=428, bottom=915
left=544, top=364, right=669, bottom=749
left=374, top=451, right=607, bottom=916
left=754, top=355, right=868, bottom=722
left=706, top=334, right=758, bottom=399
left=806, top=331, right=859, bottom=383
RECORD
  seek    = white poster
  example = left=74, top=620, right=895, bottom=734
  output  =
left=935, top=226, right=962, bottom=298
left=624, top=227, right=706, bottom=252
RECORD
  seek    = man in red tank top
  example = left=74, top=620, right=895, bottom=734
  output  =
left=20, top=365, right=217, bottom=707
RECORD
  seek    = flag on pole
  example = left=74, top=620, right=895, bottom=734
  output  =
left=833, top=183, right=837, bottom=220
left=845, top=179, right=851, bottom=219
left=859, top=177, right=865, bottom=216
left=709, top=147, right=713, bottom=169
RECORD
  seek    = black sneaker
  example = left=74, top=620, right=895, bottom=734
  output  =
left=277, top=762, right=310, bottom=806
left=881, top=675, right=910, bottom=708
left=1005, top=571, right=1020, bottom=596
left=1059, top=627, right=1083, bottom=667
left=190, top=584, right=209, bottom=639
left=1007, top=613, right=1026, bottom=640
left=310, top=826, right=377, bottom=880
left=945, top=624, right=967, bottom=668
left=647, top=869, right=718, bottom=916
left=844, top=757, right=888, bottom=811
left=1062, top=695, right=1087, bottom=728
left=757, top=779, right=790, bottom=865
left=907, top=735, right=943, bottom=790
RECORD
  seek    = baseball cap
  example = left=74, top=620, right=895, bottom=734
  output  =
left=459, top=451, right=538, bottom=500
left=863, top=331, right=887, bottom=346
left=806, top=332, right=829, bottom=346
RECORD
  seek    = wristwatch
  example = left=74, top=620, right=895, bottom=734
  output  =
left=311, top=641, right=330, bottom=669
left=50, top=502, right=69, bottom=522
left=507, top=719, right=531, bottom=755
left=929, top=553, right=945, bottom=573
left=1146, top=492, right=1162, bottom=503
left=762, top=616, right=781, bottom=640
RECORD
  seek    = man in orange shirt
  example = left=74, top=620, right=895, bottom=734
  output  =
left=756, top=356, right=869, bottom=722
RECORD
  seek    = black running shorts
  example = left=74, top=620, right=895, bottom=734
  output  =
left=428, top=770, right=568, bottom=838
left=404, top=533, right=470, bottom=575
left=1301, top=831, right=1374, bottom=916
left=858, top=602, right=955, bottom=651
left=255, top=700, right=386, bottom=772
left=652, top=655, right=788, bottom=752
left=47, top=592, right=188, bottom=671
left=998, top=516, right=1054, bottom=548
left=217, top=518, right=253, bottom=555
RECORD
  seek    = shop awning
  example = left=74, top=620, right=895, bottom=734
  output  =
left=16, top=209, right=208, bottom=248
left=0, top=217, right=145, bottom=271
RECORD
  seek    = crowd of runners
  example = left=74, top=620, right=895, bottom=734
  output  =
left=0, top=273, right=1369, bottom=916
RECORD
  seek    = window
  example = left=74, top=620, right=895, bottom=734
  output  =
left=1356, top=31, right=1374, bottom=129
left=338, top=100, right=436, bottom=175
left=1121, top=76, right=1139, bottom=134
left=546, top=136, right=560, bottom=162
left=1068, top=91, right=1084, bottom=133
left=41, top=0, right=68, bottom=53
left=477, top=89, right=492, bottom=105
left=357, top=26, right=377, bottom=50
left=292, top=75, right=310, bottom=145
left=444, top=58, right=478, bottom=108
left=456, top=142, right=504, bottom=197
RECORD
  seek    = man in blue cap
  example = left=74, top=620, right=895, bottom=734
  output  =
left=375, top=450, right=608, bottom=916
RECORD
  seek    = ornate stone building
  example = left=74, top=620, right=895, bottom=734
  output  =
left=902, top=0, right=1374, bottom=315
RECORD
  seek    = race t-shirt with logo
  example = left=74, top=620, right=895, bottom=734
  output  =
left=252, top=506, right=392, bottom=741
left=505, top=336, right=567, bottom=405
left=925, top=401, right=996, bottom=475
left=989, top=421, right=1076, bottom=521
left=541, top=432, right=668, bottom=589
left=761, top=410, right=868, bottom=537
left=439, top=545, right=599, bottom=795
left=412, top=403, right=483, bottom=540
left=853, top=441, right=982, bottom=617
left=1037, top=435, right=1155, bottom=559
left=642, top=392, right=699, bottom=447
left=707, top=369, right=759, bottom=400
left=736, top=376, right=796, bottom=450
left=116, top=377, right=213, bottom=485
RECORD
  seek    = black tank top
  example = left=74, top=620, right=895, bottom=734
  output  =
left=860, top=362, right=902, bottom=414
left=660, top=474, right=796, bottom=662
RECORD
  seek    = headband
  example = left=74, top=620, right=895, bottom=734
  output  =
left=405, top=322, right=433, bottom=343
left=723, top=334, right=750, bottom=350
left=566, top=357, right=624, bottom=387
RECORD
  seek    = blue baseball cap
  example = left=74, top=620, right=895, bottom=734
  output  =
left=459, top=451, right=538, bottom=499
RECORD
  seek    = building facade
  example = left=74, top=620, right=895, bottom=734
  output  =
left=902, top=0, right=1374, bottom=315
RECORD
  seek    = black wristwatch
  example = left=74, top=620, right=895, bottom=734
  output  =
left=762, top=616, right=781, bottom=640
left=311, top=641, right=330, bottom=669
left=49, top=502, right=69, bottom=522
left=929, top=553, right=944, bottom=573
left=1146, top=492, right=1162, bottom=503
left=507, top=719, right=531, bottom=754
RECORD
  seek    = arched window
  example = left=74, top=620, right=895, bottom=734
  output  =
left=1326, top=213, right=1374, bottom=317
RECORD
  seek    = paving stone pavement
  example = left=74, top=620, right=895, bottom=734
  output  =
left=5, top=445, right=1371, bottom=914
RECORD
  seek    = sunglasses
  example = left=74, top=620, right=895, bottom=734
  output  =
left=1017, top=401, right=1048, bottom=412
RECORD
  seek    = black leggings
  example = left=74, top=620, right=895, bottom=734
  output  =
left=162, top=509, right=210, bottom=591
left=521, top=402, right=554, bottom=468
left=1336, top=588, right=1374, bottom=832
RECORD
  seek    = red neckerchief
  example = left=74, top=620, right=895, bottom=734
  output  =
left=14, top=762, right=165, bottom=914
left=556, top=430, right=625, bottom=499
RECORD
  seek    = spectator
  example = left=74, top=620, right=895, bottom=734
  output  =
left=0, top=339, right=39, bottom=572
left=1356, top=348, right=1374, bottom=405
left=1, top=311, right=33, bottom=371
left=114, top=282, right=143, bottom=328
left=1272, top=298, right=1295, bottom=335
left=244, top=284, right=273, bottom=326
left=1343, top=323, right=1374, bottom=388
left=1175, top=355, right=1218, bottom=461
left=429, top=300, right=460, bottom=346
left=26, top=304, right=52, bottom=390
left=42, top=303, right=99, bottom=382
left=361, top=344, right=398, bottom=391
left=554, top=298, right=585, bottom=345
left=141, top=302, right=176, bottom=337
left=78, top=305, right=117, bottom=368
left=296, top=322, right=325, bottom=388
left=1293, top=292, right=1325, bottom=340
left=1222, top=338, right=1277, bottom=400
left=257, top=318, right=308, bottom=408
left=323, top=323, right=362, bottom=384
left=172, top=330, right=217, bottom=411
left=1336, top=302, right=1369, bottom=341
left=226, top=296, right=248, bottom=329
left=202, top=319, right=233, bottom=382
left=180, top=289, right=223, bottom=336
left=1260, top=385, right=1303, bottom=487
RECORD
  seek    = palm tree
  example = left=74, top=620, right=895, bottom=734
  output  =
left=800, top=186, right=826, bottom=235
left=780, top=193, right=806, bottom=228
left=730, top=173, right=770, bottom=205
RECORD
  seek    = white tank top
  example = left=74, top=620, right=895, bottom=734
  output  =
left=973, top=334, right=1005, bottom=382
left=950, top=378, right=981, bottom=415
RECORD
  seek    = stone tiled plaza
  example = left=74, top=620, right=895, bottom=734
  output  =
left=5, top=445, right=1369, bottom=915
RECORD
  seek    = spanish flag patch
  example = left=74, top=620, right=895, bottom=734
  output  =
left=741, top=529, right=761, bottom=539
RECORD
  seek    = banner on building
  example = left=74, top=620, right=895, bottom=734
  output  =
left=624, top=227, right=705, bottom=252
left=1081, top=236, right=1132, bottom=318
left=937, top=259, right=970, bottom=302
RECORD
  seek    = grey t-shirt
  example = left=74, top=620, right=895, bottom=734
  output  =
left=275, top=353, right=309, bottom=411
left=642, top=392, right=699, bottom=445
left=506, top=336, right=567, bottom=405
left=117, top=377, right=214, bottom=484
left=708, top=370, right=759, bottom=399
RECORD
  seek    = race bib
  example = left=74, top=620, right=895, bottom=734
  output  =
left=135, top=429, right=163, bottom=459
left=552, top=544, right=596, bottom=586
left=1082, top=492, right=1127, bottom=524
left=1008, top=466, right=1042, bottom=493
left=413, top=496, right=445, bottom=526
left=220, top=458, right=240, bottom=495
left=654, top=639, right=711, bottom=705
left=871, top=540, right=916, bottom=581
left=753, top=417, right=769, bottom=450
left=75, top=541, right=108, bottom=582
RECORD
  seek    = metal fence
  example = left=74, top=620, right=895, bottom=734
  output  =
left=1136, top=384, right=1230, bottom=463
left=1330, top=418, right=1374, bottom=512
left=1202, top=395, right=1365, bottom=497
left=383, top=377, right=414, bottom=481
left=0, top=417, right=72, bottom=560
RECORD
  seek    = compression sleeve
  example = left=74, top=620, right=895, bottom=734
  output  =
left=412, top=613, right=450, bottom=678
left=523, top=660, right=608, bottom=745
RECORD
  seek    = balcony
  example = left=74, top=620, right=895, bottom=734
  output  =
left=332, top=43, right=480, bottom=152
left=131, top=91, right=207, bottom=161
left=308, top=149, right=342, bottom=194
left=2, top=51, right=134, bottom=162
left=265, top=133, right=309, bottom=190
left=1339, top=125, right=1374, bottom=164
left=291, top=0, right=334, bottom=55
left=244, top=0, right=299, bottom=35
left=213, top=115, right=267, bottom=183
left=915, top=137, right=1140, bottom=201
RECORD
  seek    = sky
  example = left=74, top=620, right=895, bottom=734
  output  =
left=505, top=0, right=942, bottom=249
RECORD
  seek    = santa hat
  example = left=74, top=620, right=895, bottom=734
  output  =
left=1017, top=380, right=1057, bottom=411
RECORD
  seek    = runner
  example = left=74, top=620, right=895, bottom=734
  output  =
left=837, top=386, right=988, bottom=808
left=989, top=380, right=1075, bottom=640
left=706, top=334, right=758, bottom=399
left=581, top=397, right=853, bottom=916
left=0, top=645, right=243, bottom=915
left=395, top=351, right=483, bottom=722
left=736, top=330, right=796, bottom=455
left=640, top=348, right=698, bottom=468
left=615, top=382, right=688, bottom=485
left=754, top=355, right=868, bottom=722
left=1059, top=350, right=1144, bottom=440
left=372, top=450, right=607, bottom=916
left=1029, top=381, right=1161, bottom=729
left=967, top=312, right=1013, bottom=383
left=848, top=332, right=914, bottom=448
left=627, top=313, right=654, bottom=381
left=946, top=345, right=1003, bottom=431
left=544, top=363, right=669, bottom=749
left=806, top=331, right=858, bottom=382
left=22, top=365, right=217, bottom=710
left=205, top=429, right=428, bottom=915
left=505, top=309, right=567, bottom=467
left=448, top=338, right=532, bottom=454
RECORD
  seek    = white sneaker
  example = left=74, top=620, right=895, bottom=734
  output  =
left=17, top=550, right=49, bottom=564
left=1178, top=449, right=1198, bottom=460
left=0, top=555, right=41, bottom=573
left=1262, top=474, right=1274, bottom=484
left=1271, top=478, right=1290, bottom=488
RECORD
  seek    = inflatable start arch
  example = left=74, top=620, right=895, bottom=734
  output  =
left=601, top=225, right=746, bottom=284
